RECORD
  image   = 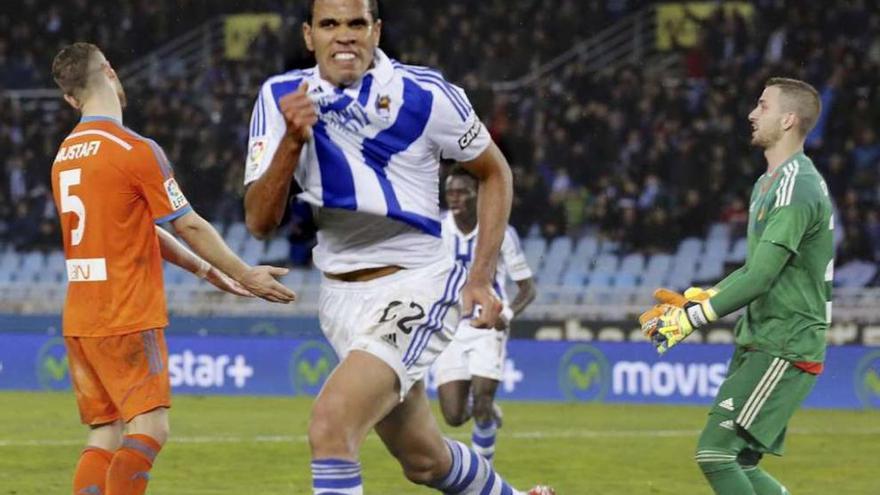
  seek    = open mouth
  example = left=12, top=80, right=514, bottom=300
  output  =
left=332, top=52, right=356, bottom=62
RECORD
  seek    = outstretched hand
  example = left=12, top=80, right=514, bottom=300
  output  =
left=239, top=265, right=297, bottom=304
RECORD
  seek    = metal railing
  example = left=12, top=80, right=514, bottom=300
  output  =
left=117, top=17, right=225, bottom=89
left=490, top=5, right=674, bottom=92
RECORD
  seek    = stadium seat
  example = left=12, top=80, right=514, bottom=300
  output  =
left=704, top=237, right=730, bottom=261
left=619, top=253, right=645, bottom=275
left=676, top=237, right=703, bottom=258
left=707, top=222, right=731, bottom=240
left=835, top=260, right=877, bottom=288
left=728, top=238, right=748, bottom=263
left=695, top=256, right=725, bottom=283
left=640, top=253, right=672, bottom=287
left=523, top=237, right=546, bottom=274
left=240, top=238, right=265, bottom=266
left=612, top=272, right=638, bottom=288
left=225, top=222, right=249, bottom=250
left=591, top=253, right=619, bottom=275
left=263, top=238, right=290, bottom=262
left=587, top=272, right=614, bottom=288
left=538, top=237, right=572, bottom=285
left=561, top=270, right=587, bottom=287
left=573, top=235, right=599, bottom=262
left=19, top=252, right=46, bottom=283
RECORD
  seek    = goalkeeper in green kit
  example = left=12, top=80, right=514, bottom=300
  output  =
left=639, top=78, right=833, bottom=495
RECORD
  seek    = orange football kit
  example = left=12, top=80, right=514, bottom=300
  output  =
left=51, top=116, right=191, bottom=425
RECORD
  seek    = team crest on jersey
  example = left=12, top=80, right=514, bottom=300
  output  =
left=375, top=94, right=392, bottom=121
left=164, top=177, right=188, bottom=210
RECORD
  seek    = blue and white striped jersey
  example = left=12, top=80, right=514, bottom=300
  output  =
left=245, top=49, right=491, bottom=273
left=441, top=214, right=533, bottom=304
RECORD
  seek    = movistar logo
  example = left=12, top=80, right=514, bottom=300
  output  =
left=289, top=341, right=338, bottom=396
left=568, top=361, right=602, bottom=390
left=558, top=344, right=609, bottom=401
left=855, top=351, right=880, bottom=408
left=36, top=337, right=71, bottom=390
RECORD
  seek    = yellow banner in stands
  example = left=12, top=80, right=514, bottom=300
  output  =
left=656, top=2, right=754, bottom=51
left=225, top=14, right=282, bottom=60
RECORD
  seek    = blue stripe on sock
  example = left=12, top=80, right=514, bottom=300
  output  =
left=449, top=448, right=480, bottom=493
left=478, top=467, right=497, bottom=495
left=472, top=434, right=495, bottom=448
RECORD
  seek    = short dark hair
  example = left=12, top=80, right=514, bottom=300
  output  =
left=52, top=42, right=101, bottom=99
left=305, top=0, right=380, bottom=24
left=446, top=165, right=478, bottom=188
left=765, top=77, right=822, bottom=136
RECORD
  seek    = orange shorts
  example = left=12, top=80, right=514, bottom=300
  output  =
left=65, top=328, right=171, bottom=425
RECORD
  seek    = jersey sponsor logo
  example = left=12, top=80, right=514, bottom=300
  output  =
left=854, top=350, right=880, bottom=408
left=66, top=258, right=107, bottom=282
left=169, top=350, right=254, bottom=389
left=718, top=419, right=735, bottom=430
left=163, top=178, right=188, bottom=210
left=558, top=344, right=610, bottom=401
left=458, top=117, right=482, bottom=150
left=36, top=337, right=70, bottom=390
left=317, top=93, right=371, bottom=133
left=289, top=340, right=338, bottom=396
left=54, top=140, right=101, bottom=163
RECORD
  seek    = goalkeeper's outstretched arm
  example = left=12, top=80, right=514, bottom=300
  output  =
left=707, top=241, right=791, bottom=318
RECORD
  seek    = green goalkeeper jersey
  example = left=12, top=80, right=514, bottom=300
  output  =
left=733, top=151, right=834, bottom=363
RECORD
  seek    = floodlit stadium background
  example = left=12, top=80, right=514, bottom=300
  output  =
left=1, top=2, right=879, bottom=493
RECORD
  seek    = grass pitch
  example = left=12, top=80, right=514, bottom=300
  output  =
left=1, top=391, right=878, bottom=494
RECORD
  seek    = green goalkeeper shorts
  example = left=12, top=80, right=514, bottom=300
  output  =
left=705, top=347, right=817, bottom=455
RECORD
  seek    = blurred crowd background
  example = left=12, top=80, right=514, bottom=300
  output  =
left=1, top=0, right=879, bottom=285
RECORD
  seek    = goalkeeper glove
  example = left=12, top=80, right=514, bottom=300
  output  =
left=639, top=288, right=718, bottom=354
left=652, top=286, right=717, bottom=307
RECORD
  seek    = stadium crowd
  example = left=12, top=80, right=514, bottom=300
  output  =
left=1, top=1, right=879, bottom=283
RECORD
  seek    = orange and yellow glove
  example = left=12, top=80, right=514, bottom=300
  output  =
left=639, top=287, right=718, bottom=354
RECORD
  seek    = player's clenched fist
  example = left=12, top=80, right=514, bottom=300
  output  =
left=279, top=82, right=317, bottom=143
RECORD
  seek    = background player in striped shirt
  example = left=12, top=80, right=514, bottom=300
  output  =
left=243, top=0, right=553, bottom=493
left=639, top=78, right=832, bottom=495
left=434, top=166, right=536, bottom=463
left=50, top=42, right=296, bottom=495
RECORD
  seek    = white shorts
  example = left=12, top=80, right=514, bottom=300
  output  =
left=318, top=258, right=467, bottom=399
left=433, top=322, right=508, bottom=385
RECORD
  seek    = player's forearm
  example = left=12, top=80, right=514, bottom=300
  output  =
left=172, top=212, right=251, bottom=282
left=155, top=226, right=209, bottom=276
left=713, top=265, right=746, bottom=292
left=510, top=278, right=536, bottom=316
left=709, top=242, right=791, bottom=318
left=244, top=139, right=302, bottom=239
left=467, top=144, right=513, bottom=283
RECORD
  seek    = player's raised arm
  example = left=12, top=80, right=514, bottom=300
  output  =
left=244, top=82, right=316, bottom=239
left=155, top=226, right=254, bottom=297
left=169, top=210, right=296, bottom=303
left=459, top=142, right=513, bottom=328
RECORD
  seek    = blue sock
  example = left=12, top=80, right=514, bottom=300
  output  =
left=311, top=458, right=363, bottom=495
left=432, top=439, right=519, bottom=495
left=472, top=418, right=497, bottom=463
